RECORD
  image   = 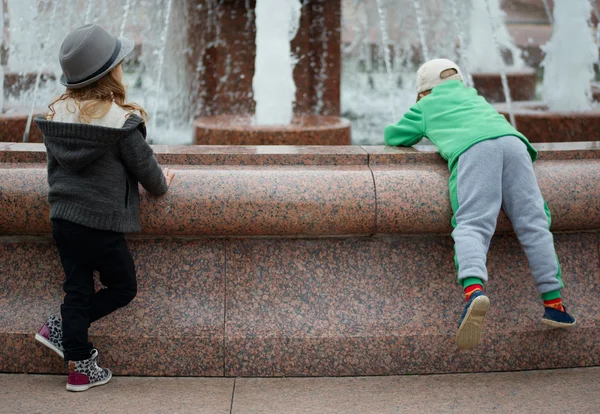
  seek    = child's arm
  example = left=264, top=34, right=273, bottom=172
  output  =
left=119, top=129, right=169, bottom=196
left=384, top=104, right=425, bottom=147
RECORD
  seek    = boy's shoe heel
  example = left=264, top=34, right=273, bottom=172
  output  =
left=66, top=349, right=112, bottom=392
left=456, top=291, right=490, bottom=350
left=541, top=306, right=576, bottom=328
left=34, top=315, right=64, bottom=359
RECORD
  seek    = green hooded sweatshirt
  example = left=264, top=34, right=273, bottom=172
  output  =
left=383, top=80, right=537, bottom=172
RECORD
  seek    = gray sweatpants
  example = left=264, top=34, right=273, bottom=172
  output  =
left=452, top=136, right=563, bottom=294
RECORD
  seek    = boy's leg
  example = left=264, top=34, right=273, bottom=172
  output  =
left=500, top=137, right=563, bottom=294
left=451, top=139, right=504, bottom=287
left=451, top=140, right=503, bottom=349
left=500, top=136, right=575, bottom=326
left=88, top=232, right=137, bottom=324
left=52, top=220, right=96, bottom=361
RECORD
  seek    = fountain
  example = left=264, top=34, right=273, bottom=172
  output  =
left=0, top=0, right=597, bottom=146
left=340, top=0, right=465, bottom=144
left=0, top=1, right=351, bottom=145
left=148, top=0, right=173, bottom=143
left=0, top=0, right=55, bottom=143
left=193, top=0, right=351, bottom=145
left=495, top=0, right=600, bottom=142
left=467, top=0, right=537, bottom=104
left=1, top=0, right=600, bottom=380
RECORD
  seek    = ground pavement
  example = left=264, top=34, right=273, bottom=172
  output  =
left=1, top=367, right=599, bottom=413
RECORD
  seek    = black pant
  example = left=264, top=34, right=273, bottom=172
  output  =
left=52, top=219, right=137, bottom=361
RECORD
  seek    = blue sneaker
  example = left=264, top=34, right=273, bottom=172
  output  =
left=456, top=290, right=490, bottom=350
left=541, top=306, right=576, bottom=328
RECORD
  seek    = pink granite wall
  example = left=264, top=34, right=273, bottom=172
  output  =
left=1, top=144, right=599, bottom=376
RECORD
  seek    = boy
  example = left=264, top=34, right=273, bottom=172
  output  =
left=384, top=59, right=575, bottom=350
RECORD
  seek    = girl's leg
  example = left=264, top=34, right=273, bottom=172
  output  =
left=52, top=220, right=95, bottom=361
left=89, top=233, right=137, bottom=323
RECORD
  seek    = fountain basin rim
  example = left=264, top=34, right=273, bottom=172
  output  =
left=194, top=115, right=351, bottom=132
left=1, top=143, right=599, bottom=237
left=2, top=143, right=600, bottom=166
left=471, top=68, right=537, bottom=76
left=494, top=101, right=600, bottom=116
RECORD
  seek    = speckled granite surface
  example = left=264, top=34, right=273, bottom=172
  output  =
left=2, top=232, right=598, bottom=376
left=224, top=234, right=600, bottom=376
left=1, top=143, right=600, bottom=236
left=0, top=238, right=225, bottom=376
left=0, top=144, right=599, bottom=376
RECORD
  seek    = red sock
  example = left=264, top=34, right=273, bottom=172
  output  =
left=544, top=298, right=565, bottom=312
left=464, top=284, right=483, bottom=302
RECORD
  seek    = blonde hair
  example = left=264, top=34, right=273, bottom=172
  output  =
left=47, top=65, right=148, bottom=123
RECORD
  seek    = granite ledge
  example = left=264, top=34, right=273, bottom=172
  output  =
left=1, top=142, right=599, bottom=166
left=365, top=142, right=600, bottom=165
left=1, top=143, right=599, bottom=236
left=0, top=144, right=369, bottom=166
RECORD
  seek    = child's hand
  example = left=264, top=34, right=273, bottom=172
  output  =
left=163, top=168, right=175, bottom=187
left=142, top=168, right=175, bottom=200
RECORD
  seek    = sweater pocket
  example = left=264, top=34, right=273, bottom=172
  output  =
left=125, top=179, right=130, bottom=208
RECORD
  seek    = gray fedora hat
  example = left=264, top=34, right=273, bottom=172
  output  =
left=59, top=24, right=135, bottom=89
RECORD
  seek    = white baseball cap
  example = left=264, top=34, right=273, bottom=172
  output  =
left=416, top=58, right=464, bottom=94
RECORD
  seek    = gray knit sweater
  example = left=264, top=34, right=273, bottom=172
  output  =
left=34, top=114, right=167, bottom=233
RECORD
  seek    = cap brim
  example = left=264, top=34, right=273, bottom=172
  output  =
left=60, top=36, right=135, bottom=89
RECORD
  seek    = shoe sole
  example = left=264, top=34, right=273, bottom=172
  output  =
left=34, top=333, right=64, bottom=359
left=456, top=295, right=490, bottom=350
left=66, top=370, right=112, bottom=392
left=541, top=318, right=577, bottom=328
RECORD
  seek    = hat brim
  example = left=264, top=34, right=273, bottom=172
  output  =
left=60, top=36, right=135, bottom=89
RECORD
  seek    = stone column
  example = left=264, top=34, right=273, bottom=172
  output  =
left=186, top=0, right=341, bottom=118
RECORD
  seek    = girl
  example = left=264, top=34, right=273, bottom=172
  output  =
left=33, top=24, right=175, bottom=391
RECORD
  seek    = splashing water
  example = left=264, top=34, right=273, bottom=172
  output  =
left=412, top=0, right=429, bottom=61
left=253, top=0, right=301, bottom=125
left=468, top=0, right=523, bottom=72
left=483, top=0, right=516, bottom=127
left=149, top=0, right=174, bottom=142
left=0, top=63, right=3, bottom=113
left=449, top=0, right=472, bottom=87
left=84, top=0, right=93, bottom=24
left=589, top=0, right=600, bottom=56
left=0, top=0, right=4, bottom=113
left=23, top=0, right=59, bottom=142
left=375, top=0, right=396, bottom=121
left=313, top=4, right=328, bottom=114
left=541, top=0, right=553, bottom=24
left=342, top=0, right=366, bottom=56
left=542, top=0, right=598, bottom=112
left=119, top=0, right=135, bottom=37
left=8, top=0, right=598, bottom=147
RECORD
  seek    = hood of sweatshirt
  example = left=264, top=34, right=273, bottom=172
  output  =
left=34, top=114, right=145, bottom=172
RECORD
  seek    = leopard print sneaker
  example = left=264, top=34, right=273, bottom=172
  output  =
left=66, top=349, right=112, bottom=392
left=34, top=315, right=64, bottom=358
